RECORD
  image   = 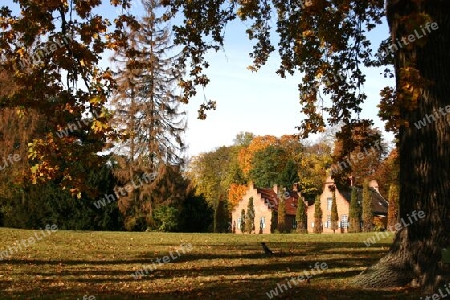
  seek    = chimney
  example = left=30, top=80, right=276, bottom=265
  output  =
left=369, top=180, right=380, bottom=193
left=248, top=180, right=254, bottom=190
left=293, top=183, right=299, bottom=192
left=273, top=184, right=278, bottom=195
left=349, top=176, right=355, bottom=187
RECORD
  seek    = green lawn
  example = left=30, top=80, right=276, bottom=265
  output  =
left=0, top=228, right=423, bottom=299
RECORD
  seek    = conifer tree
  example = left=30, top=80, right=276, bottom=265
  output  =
left=349, top=187, right=361, bottom=233
left=214, top=199, right=228, bottom=233
left=330, top=187, right=339, bottom=233
left=314, top=195, right=323, bottom=234
left=277, top=197, right=286, bottom=233
left=278, top=159, right=299, bottom=189
left=111, top=0, right=186, bottom=228
left=245, top=197, right=255, bottom=233
left=362, top=179, right=373, bottom=232
left=240, top=209, right=246, bottom=233
left=296, top=197, right=307, bottom=233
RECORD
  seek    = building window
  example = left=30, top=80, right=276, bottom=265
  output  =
left=326, top=215, right=331, bottom=228
left=341, top=215, right=348, bottom=229
left=260, top=217, right=265, bottom=229
left=311, top=222, right=314, bottom=228
left=327, top=197, right=332, bottom=211
left=293, top=219, right=297, bottom=229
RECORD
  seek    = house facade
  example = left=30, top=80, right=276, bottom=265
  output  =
left=232, top=177, right=388, bottom=234
left=306, top=177, right=350, bottom=233
left=306, top=177, right=389, bottom=233
left=231, top=182, right=304, bottom=234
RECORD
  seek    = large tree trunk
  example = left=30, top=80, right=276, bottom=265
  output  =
left=354, top=0, right=450, bottom=291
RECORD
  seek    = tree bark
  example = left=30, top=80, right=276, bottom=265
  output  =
left=354, top=0, right=450, bottom=291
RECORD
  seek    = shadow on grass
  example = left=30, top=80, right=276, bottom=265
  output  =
left=0, top=272, right=421, bottom=300
left=0, top=240, right=419, bottom=299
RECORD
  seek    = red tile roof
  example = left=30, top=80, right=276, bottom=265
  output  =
left=256, top=187, right=300, bottom=216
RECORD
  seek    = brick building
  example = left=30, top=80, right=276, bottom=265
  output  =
left=231, top=182, right=306, bottom=234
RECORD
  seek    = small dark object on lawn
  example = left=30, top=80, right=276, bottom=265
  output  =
left=261, top=242, right=273, bottom=255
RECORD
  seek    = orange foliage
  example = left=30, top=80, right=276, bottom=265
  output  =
left=237, top=135, right=278, bottom=175
left=228, top=183, right=248, bottom=209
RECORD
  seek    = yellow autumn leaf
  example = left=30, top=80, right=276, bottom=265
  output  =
left=16, top=47, right=26, bottom=57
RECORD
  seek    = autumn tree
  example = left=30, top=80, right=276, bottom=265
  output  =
left=278, top=134, right=304, bottom=163
left=237, top=135, right=278, bottom=176
left=245, top=197, right=255, bottom=234
left=387, top=183, right=400, bottom=229
left=373, top=148, right=400, bottom=196
left=295, top=197, right=307, bottom=234
left=298, top=141, right=331, bottom=201
left=330, top=186, right=339, bottom=233
left=188, top=145, right=240, bottom=227
left=110, top=0, right=186, bottom=228
left=362, top=179, right=372, bottom=233
left=313, top=195, right=323, bottom=234
left=331, top=122, right=386, bottom=187
left=226, top=137, right=248, bottom=210
left=0, top=0, right=141, bottom=195
left=0, top=69, right=42, bottom=205
left=112, top=0, right=186, bottom=169
left=188, top=147, right=230, bottom=206
left=228, top=183, right=248, bottom=211
left=348, top=187, right=361, bottom=233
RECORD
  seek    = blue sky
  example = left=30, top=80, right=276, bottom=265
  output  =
left=184, top=18, right=395, bottom=157
left=4, top=0, right=396, bottom=157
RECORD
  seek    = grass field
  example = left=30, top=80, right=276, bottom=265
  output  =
left=0, top=228, right=424, bottom=299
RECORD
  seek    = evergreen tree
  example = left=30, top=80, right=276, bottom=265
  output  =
left=277, top=197, right=286, bottom=233
left=1, top=158, right=124, bottom=231
left=314, top=195, right=323, bottom=234
left=214, top=199, right=228, bottom=233
left=295, top=197, right=307, bottom=233
left=348, top=187, right=361, bottom=233
left=387, top=184, right=399, bottom=229
left=240, top=209, right=246, bottom=233
left=245, top=197, right=255, bottom=233
left=362, top=179, right=372, bottom=232
left=178, top=192, right=213, bottom=233
left=330, top=187, right=339, bottom=233
left=278, top=159, right=300, bottom=189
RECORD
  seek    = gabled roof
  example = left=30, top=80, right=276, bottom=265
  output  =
left=320, top=177, right=388, bottom=215
left=256, top=187, right=301, bottom=216
left=340, top=187, right=388, bottom=215
left=369, top=188, right=389, bottom=215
